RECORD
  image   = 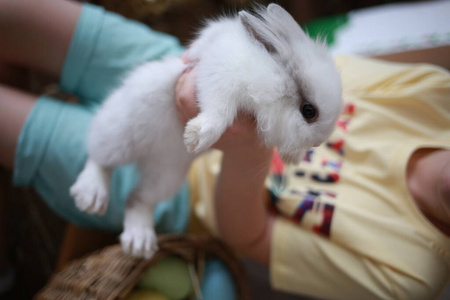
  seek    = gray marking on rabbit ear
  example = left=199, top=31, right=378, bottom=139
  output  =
left=239, top=11, right=277, bottom=54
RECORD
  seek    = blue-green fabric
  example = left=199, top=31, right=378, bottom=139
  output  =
left=60, top=3, right=184, bottom=107
left=13, top=4, right=188, bottom=233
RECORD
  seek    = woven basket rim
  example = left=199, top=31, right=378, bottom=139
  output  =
left=35, top=233, right=250, bottom=300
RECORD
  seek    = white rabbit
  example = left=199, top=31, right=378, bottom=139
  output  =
left=70, top=4, right=342, bottom=259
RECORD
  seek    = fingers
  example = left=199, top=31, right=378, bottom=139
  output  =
left=180, top=51, right=190, bottom=64
left=175, top=64, right=199, bottom=125
left=180, top=49, right=199, bottom=64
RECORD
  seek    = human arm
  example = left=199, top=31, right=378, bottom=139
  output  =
left=175, top=63, right=274, bottom=265
left=0, top=0, right=80, bottom=79
left=213, top=123, right=274, bottom=265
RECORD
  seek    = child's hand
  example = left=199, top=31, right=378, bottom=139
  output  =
left=175, top=60, right=267, bottom=156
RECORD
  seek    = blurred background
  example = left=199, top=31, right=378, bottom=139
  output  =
left=0, top=0, right=449, bottom=299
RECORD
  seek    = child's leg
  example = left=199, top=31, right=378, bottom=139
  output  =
left=0, top=0, right=81, bottom=80
left=0, top=85, right=35, bottom=169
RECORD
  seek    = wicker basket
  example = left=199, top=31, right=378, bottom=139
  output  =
left=35, top=234, right=250, bottom=300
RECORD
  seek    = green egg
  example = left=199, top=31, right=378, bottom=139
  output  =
left=138, top=256, right=193, bottom=300
left=126, top=289, right=170, bottom=300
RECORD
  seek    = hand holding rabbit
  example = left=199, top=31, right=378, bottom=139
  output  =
left=176, top=62, right=264, bottom=156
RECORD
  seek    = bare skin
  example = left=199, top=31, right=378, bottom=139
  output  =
left=407, top=148, right=450, bottom=235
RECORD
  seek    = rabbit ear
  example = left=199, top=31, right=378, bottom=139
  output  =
left=266, top=4, right=307, bottom=41
left=239, top=11, right=278, bottom=54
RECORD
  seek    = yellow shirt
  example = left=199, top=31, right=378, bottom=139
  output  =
left=188, top=56, right=450, bottom=300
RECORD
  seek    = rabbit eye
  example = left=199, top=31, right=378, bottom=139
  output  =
left=301, top=103, right=317, bottom=121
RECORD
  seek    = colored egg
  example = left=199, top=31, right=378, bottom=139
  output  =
left=126, top=290, right=169, bottom=300
left=138, top=256, right=193, bottom=300
left=201, top=259, right=237, bottom=300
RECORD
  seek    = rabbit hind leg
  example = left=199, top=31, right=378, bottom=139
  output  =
left=69, top=159, right=111, bottom=215
left=120, top=188, right=158, bottom=259
left=70, top=90, right=144, bottom=215
left=121, top=159, right=189, bottom=259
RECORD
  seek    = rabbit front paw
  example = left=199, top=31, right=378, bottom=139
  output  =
left=184, top=117, right=220, bottom=153
left=120, top=226, right=158, bottom=260
left=184, top=118, right=202, bottom=153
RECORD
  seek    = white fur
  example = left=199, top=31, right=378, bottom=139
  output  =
left=70, top=4, right=342, bottom=259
